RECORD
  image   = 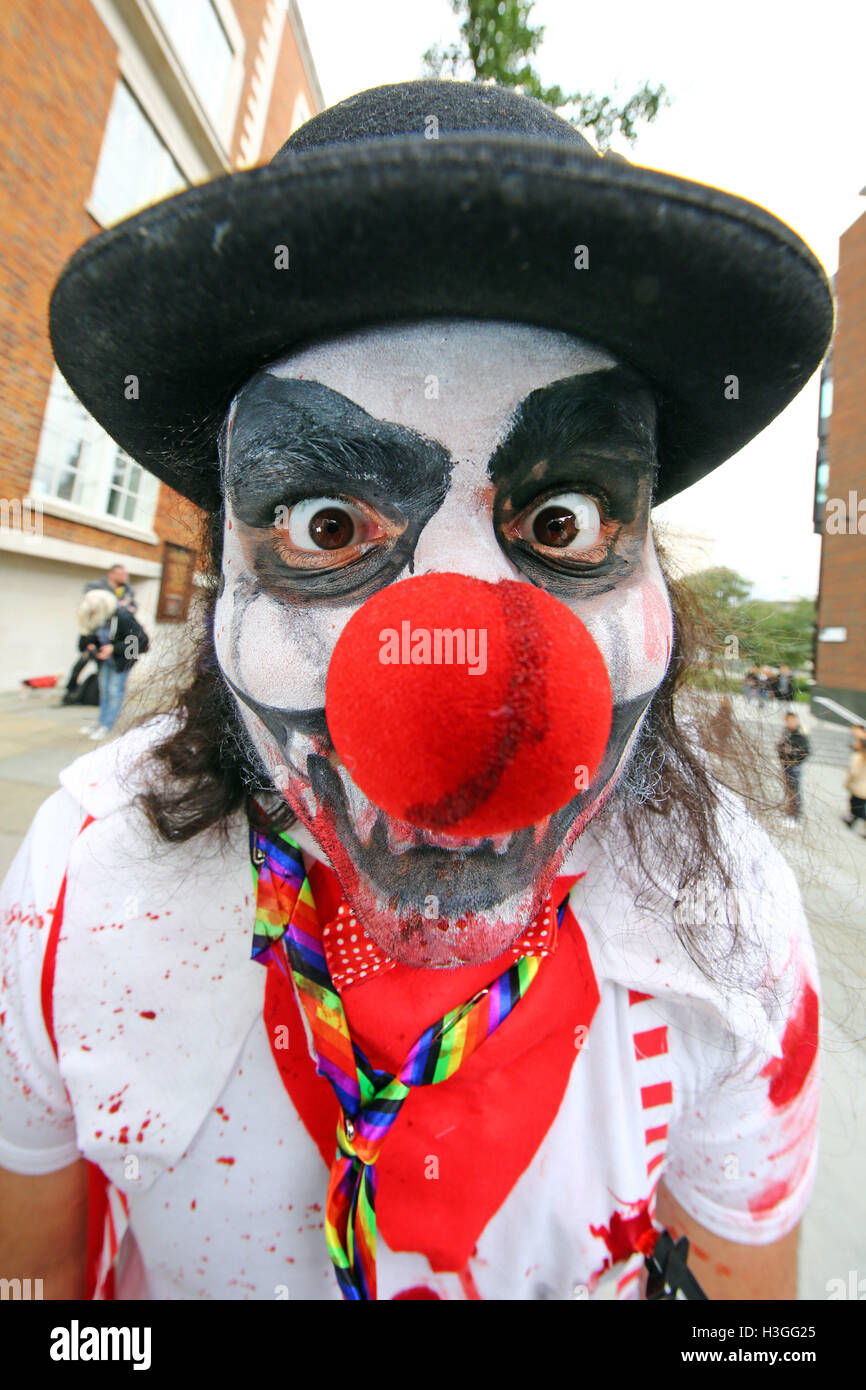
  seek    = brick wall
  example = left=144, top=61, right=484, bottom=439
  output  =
left=230, top=0, right=275, bottom=164
left=0, top=0, right=115, bottom=522
left=259, top=8, right=320, bottom=158
left=815, top=209, right=866, bottom=694
left=0, top=0, right=203, bottom=559
left=231, top=0, right=320, bottom=166
left=0, top=0, right=320, bottom=576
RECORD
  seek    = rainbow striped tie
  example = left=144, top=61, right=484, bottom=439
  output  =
left=250, top=824, right=551, bottom=1301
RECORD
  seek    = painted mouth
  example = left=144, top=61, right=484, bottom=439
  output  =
left=284, top=723, right=533, bottom=854
left=227, top=674, right=654, bottom=920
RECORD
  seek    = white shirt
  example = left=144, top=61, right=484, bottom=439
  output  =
left=0, top=721, right=820, bottom=1299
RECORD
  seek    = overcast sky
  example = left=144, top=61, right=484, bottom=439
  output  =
left=296, top=0, right=865, bottom=599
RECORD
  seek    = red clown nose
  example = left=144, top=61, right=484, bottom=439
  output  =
left=325, top=574, right=613, bottom=837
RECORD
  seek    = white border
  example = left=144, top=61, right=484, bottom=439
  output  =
left=26, top=493, right=159, bottom=546
left=0, top=525, right=164, bottom=576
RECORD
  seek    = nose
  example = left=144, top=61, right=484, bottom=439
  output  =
left=409, top=460, right=517, bottom=584
left=325, top=572, right=613, bottom=836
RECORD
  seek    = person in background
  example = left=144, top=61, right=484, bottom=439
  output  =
left=62, top=631, right=101, bottom=708
left=774, top=663, right=793, bottom=705
left=777, top=711, right=810, bottom=825
left=85, top=563, right=137, bottom=613
left=77, top=589, right=149, bottom=741
left=842, top=724, right=866, bottom=838
left=743, top=665, right=760, bottom=701
left=66, top=567, right=135, bottom=709
left=758, top=666, right=772, bottom=706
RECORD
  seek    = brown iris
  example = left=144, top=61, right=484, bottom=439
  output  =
left=309, top=507, right=355, bottom=549
left=532, top=504, right=579, bottom=548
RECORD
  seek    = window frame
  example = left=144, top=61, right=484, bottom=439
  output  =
left=147, top=0, right=237, bottom=138
left=89, top=0, right=246, bottom=185
left=86, top=76, right=188, bottom=229
left=28, top=369, right=161, bottom=544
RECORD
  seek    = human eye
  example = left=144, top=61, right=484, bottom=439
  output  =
left=506, top=490, right=613, bottom=563
left=272, top=495, right=402, bottom=570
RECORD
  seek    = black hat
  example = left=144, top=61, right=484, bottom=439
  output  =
left=49, top=79, right=834, bottom=511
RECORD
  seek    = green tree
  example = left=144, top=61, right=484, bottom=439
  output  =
left=685, top=566, right=753, bottom=615
left=680, top=567, right=817, bottom=675
left=737, top=597, right=817, bottom=670
left=422, top=0, right=669, bottom=149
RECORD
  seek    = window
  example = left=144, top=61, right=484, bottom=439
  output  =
left=819, top=376, right=833, bottom=420
left=107, top=453, right=145, bottom=524
left=89, top=80, right=186, bottom=227
left=813, top=449, right=829, bottom=535
left=31, top=370, right=159, bottom=533
left=815, top=457, right=829, bottom=509
left=149, top=0, right=234, bottom=131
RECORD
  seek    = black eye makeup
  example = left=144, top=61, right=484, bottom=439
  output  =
left=271, top=494, right=407, bottom=571
left=221, top=365, right=659, bottom=601
left=222, top=374, right=452, bottom=601
left=505, top=487, right=620, bottom=566
left=489, top=368, right=658, bottom=590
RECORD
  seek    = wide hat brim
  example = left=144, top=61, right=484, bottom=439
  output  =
left=49, top=85, right=834, bottom=511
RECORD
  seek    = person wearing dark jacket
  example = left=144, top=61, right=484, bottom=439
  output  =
left=62, top=633, right=101, bottom=706
left=77, top=589, right=149, bottom=740
left=777, top=712, right=810, bottom=823
left=774, top=664, right=793, bottom=704
left=84, top=563, right=137, bottom=612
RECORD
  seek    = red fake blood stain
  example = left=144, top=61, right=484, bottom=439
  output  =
left=749, top=1179, right=790, bottom=1215
left=761, top=982, right=818, bottom=1107
left=392, top=1286, right=441, bottom=1300
left=217, top=1156, right=235, bottom=1165
left=139, top=1010, right=156, bottom=1020
left=590, top=1198, right=657, bottom=1267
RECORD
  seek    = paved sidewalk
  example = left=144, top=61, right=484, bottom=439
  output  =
left=0, top=691, right=112, bottom=878
left=0, top=686, right=863, bottom=1300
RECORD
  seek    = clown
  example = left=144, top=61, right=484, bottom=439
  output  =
left=0, top=81, right=831, bottom=1301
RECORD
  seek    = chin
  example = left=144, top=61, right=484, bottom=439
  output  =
left=245, top=712, right=627, bottom=969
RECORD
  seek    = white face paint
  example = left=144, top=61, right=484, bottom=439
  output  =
left=214, top=319, right=673, bottom=967
left=267, top=320, right=616, bottom=471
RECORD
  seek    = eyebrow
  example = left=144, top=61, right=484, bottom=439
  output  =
left=223, top=375, right=452, bottom=525
left=488, top=367, right=659, bottom=486
left=223, top=366, right=659, bottom=529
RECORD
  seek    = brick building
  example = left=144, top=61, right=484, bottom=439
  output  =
left=813, top=206, right=866, bottom=722
left=0, top=0, right=321, bottom=690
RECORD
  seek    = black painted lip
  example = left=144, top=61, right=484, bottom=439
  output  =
left=227, top=672, right=654, bottom=913
left=224, top=672, right=329, bottom=738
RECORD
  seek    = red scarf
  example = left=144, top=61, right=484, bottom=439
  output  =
left=263, top=855, right=600, bottom=1272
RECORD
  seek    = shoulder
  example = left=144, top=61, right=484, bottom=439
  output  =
left=567, top=787, right=813, bottom=1068
left=56, top=715, right=177, bottom=820
left=575, top=782, right=805, bottom=946
left=0, top=713, right=240, bottom=980
left=36, top=724, right=260, bottom=1189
